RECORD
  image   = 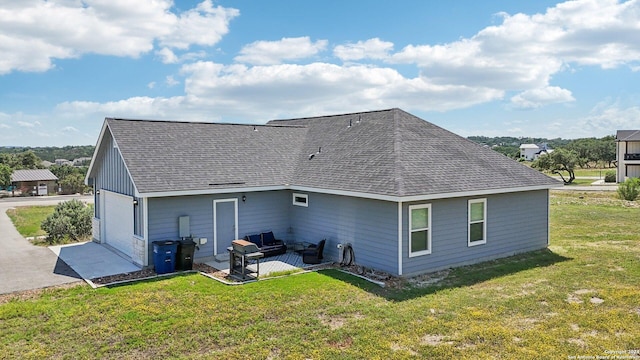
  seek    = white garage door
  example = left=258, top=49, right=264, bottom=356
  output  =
left=102, top=190, right=134, bottom=258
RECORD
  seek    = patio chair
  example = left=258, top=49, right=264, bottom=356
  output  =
left=302, top=239, right=326, bottom=264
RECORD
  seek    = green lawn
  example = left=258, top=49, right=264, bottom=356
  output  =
left=573, top=168, right=615, bottom=178
left=6, top=204, right=93, bottom=245
left=5, top=205, right=55, bottom=237
left=1, top=191, right=638, bottom=359
left=564, top=178, right=596, bottom=186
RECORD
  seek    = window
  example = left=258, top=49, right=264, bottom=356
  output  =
left=409, top=204, right=431, bottom=257
left=292, top=193, right=308, bottom=207
left=468, top=198, right=487, bottom=246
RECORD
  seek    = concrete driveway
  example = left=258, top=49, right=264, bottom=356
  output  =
left=0, top=195, right=93, bottom=294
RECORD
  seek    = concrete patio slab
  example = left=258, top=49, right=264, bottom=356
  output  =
left=49, top=242, right=140, bottom=280
left=203, top=251, right=329, bottom=277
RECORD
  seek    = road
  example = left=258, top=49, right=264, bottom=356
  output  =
left=0, top=194, right=93, bottom=294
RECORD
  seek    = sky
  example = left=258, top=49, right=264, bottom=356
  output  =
left=1, top=0, right=639, bottom=147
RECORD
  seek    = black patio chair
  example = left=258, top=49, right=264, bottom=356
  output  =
left=302, top=239, right=326, bottom=264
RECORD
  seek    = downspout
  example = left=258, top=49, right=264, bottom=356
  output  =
left=143, top=197, right=149, bottom=267
left=547, top=190, right=550, bottom=246
left=398, top=201, right=403, bottom=276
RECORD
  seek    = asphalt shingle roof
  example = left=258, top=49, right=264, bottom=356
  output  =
left=95, top=109, right=560, bottom=197
left=11, top=169, right=58, bottom=182
left=616, top=130, right=640, bottom=141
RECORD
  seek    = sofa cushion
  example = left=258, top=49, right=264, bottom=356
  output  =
left=246, top=234, right=262, bottom=247
left=261, top=231, right=276, bottom=246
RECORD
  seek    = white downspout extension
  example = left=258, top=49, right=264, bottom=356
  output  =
left=398, top=201, right=403, bottom=276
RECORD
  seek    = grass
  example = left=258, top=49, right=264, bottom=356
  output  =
left=5, top=204, right=93, bottom=245
left=1, top=191, right=639, bottom=359
left=5, top=205, right=55, bottom=238
left=572, top=168, right=615, bottom=178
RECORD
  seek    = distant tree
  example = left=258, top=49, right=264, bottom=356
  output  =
left=0, top=164, right=11, bottom=188
left=59, top=173, right=88, bottom=194
left=532, top=149, right=579, bottom=184
left=18, top=151, right=41, bottom=169
left=50, top=164, right=76, bottom=181
left=596, top=136, right=616, bottom=168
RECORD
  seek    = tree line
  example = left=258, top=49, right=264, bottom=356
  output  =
left=469, top=135, right=616, bottom=167
left=0, top=147, right=94, bottom=194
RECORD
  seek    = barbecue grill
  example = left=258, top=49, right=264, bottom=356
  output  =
left=227, top=239, right=264, bottom=280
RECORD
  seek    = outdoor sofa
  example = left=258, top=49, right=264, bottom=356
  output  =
left=244, top=231, right=287, bottom=257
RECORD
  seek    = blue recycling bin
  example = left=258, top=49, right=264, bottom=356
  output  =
left=152, top=240, right=179, bottom=274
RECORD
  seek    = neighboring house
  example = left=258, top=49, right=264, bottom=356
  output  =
left=520, top=143, right=553, bottom=161
left=519, top=144, right=539, bottom=161
left=85, top=109, right=561, bottom=277
left=615, top=130, right=640, bottom=183
left=55, top=159, right=73, bottom=166
left=73, top=157, right=93, bottom=166
left=11, top=169, right=58, bottom=196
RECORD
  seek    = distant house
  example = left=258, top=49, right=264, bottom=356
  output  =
left=615, top=130, right=640, bottom=183
left=86, top=109, right=561, bottom=276
left=73, top=157, right=93, bottom=166
left=519, top=144, right=539, bottom=161
left=55, top=159, right=73, bottom=166
left=11, top=169, right=58, bottom=196
left=520, top=143, right=553, bottom=161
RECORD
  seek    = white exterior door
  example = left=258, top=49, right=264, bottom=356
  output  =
left=102, top=190, right=134, bottom=258
left=213, top=199, right=238, bottom=257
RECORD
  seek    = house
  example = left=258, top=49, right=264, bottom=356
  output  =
left=73, top=157, right=93, bottom=166
left=615, top=130, right=640, bottom=183
left=11, top=169, right=58, bottom=196
left=519, top=144, right=539, bottom=161
left=85, top=109, right=561, bottom=277
left=55, top=159, right=73, bottom=166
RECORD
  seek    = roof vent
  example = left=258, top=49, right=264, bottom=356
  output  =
left=253, top=125, right=257, bottom=131
left=347, top=119, right=352, bottom=128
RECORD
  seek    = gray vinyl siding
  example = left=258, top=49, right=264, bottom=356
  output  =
left=146, top=191, right=290, bottom=264
left=91, top=128, right=136, bottom=220
left=402, top=190, right=549, bottom=276
left=289, top=192, right=398, bottom=274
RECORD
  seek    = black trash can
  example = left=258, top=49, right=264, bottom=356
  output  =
left=176, top=239, right=196, bottom=271
left=152, top=240, right=179, bottom=274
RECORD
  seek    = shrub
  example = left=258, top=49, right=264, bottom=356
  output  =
left=604, top=171, right=616, bottom=183
left=41, top=199, right=92, bottom=243
left=617, top=178, right=640, bottom=201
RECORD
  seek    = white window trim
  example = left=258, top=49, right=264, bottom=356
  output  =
left=468, top=198, right=487, bottom=247
left=292, top=193, right=308, bottom=207
left=408, top=204, right=432, bottom=257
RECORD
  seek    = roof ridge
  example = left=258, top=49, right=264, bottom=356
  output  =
left=267, top=108, right=398, bottom=123
left=107, top=117, right=306, bottom=129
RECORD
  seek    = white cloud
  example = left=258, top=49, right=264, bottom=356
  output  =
left=575, top=101, right=640, bottom=136
left=234, top=37, right=328, bottom=65
left=510, top=86, right=575, bottom=109
left=0, top=123, right=10, bottom=129
left=62, top=126, right=79, bottom=132
left=334, top=38, right=394, bottom=61
left=147, top=82, right=156, bottom=89
left=390, top=0, right=640, bottom=91
left=166, top=76, right=180, bottom=87
left=0, top=0, right=239, bottom=74
left=156, top=47, right=179, bottom=64
left=17, top=121, right=35, bottom=128
left=159, top=0, right=239, bottom=50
